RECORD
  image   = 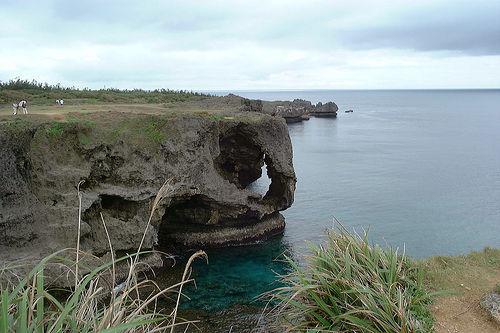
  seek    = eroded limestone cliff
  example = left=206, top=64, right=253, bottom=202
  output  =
left=0, top=110, right=296, bottom=265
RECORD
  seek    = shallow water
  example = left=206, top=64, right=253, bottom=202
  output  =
left=159, top=90, right=500, bottom=326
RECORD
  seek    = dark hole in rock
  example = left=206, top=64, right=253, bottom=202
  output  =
left=157, top=195, right=216, bottom=250
left=215, top=129, right=264, bottom=189
left=162, top=195, right=214, bottom=226
left=81, top=195, right=146, bottom=255
left=214, top=128, right=288, bottom=205
left=100, top=194, right=142, bottom=221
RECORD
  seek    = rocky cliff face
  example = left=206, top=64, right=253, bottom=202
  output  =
left=0, top=111, right=296, bottom=265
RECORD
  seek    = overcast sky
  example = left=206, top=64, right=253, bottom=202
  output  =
left=1, top=0, right=499, bottom=90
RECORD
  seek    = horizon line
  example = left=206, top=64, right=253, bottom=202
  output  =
left=204, top=87, right=500, bottom=93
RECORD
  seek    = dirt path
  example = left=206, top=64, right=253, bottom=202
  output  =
left=424, top=248, right=500, bottom=333
left=433, top=295, right=499, bottom=333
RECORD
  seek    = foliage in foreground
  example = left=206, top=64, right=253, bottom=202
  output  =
left=0, top=180, right=205, bottom=332
left=0, top=250, right=203, bottom=333
left=268, top=226, right=435, bottom=333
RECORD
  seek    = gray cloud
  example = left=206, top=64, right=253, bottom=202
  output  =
left=0, top=0, right=499, bottom=89
left=6, top=0, right=499, bottom=54
left=336, top=1, right=500, bottom=55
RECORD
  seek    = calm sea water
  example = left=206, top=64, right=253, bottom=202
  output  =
left=163, top=90, right=500, bottom=317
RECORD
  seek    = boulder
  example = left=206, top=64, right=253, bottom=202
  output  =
left=481, top=292, right=500, bottom=325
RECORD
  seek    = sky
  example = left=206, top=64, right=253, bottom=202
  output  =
left=1, top=0, right=500, bottom=90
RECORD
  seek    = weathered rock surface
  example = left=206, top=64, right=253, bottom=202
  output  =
left=243, top=98, right=337, bottom=122
left=258, top=99, right=310, bottom=123
left=239, top=98, right=263, bottom=113
left=481, top=292, right=500, bottom=325
left=310, top=101, right=339, bottom=117
left=172, top=94, right=338, bottom=122
left=0, top=111, right=296, bottom=265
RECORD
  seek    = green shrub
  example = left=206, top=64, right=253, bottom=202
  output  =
left=0, top=78, right=211, bottom=106
left=45, top=122, right=66, bottom=137
left=143, top=121, right=165, bottom=143
left=268, top=226, right=435, bottom=332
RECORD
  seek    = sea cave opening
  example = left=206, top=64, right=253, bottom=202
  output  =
left=247, top=155, right=272, bottom=196
left=214, top=128, right=287, bottom=205
left=215, top=128, right=264, bottom=189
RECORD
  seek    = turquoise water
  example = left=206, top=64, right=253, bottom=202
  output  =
left=160, top=90, right=500, bottom=316
left=178, top=239, right=291, bottom=311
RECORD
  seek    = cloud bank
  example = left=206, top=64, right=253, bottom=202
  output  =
left=0, top=0, right=499, bottom=89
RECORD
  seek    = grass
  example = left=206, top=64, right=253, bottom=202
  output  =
left=142, top=119, right=167, bottom=144
left=45, top=122, right=66, bottom=137
left=26, top=113, right=171, bottom=149
left=0, top=180, right=207, bottom=332
left=420, top=248, right=500, bottom=332
left=102, top=116, right=171, bottom=147
left=44, top=118, right=95, bottom=140
left=421, top=247, right=500, bottom=294
left=1, top=118, right=31, bottom=133
left=267, top=225, right=435, bottom=333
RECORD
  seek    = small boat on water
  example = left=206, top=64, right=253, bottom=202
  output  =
left=345, top=109, right=353, bottom=113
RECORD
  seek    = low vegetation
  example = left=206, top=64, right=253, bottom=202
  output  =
left=421, top=247, right=500, bottom=333
left=422, top=247, right=499, bottom=294
left=0, top=251, right=204, bottom=333
left=0, top=181, right=206, bottom=332
left=0, top=79, right=210, bottom=105
left=268, top=226, right=435, bottom=333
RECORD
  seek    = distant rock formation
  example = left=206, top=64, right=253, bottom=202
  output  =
left=273, top=105, right=309, bottom=123
left=310, top=101, right=339, bottom=117
left=240, top=98, right=263, bottom=113
left=239, top=96, right=338, bottom=122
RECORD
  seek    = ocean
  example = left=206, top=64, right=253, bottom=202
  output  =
left=160, top=89, right=500, bottom=323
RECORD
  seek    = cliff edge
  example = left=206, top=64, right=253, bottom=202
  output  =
left=0, top=110, right=296, bottom=265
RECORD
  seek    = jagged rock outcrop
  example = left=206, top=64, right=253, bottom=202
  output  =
left=256, top=99, right=311, bottom=123
left=243, top=98, right=337, bottom=122
left=310, top=101, right=338, bottom=117
left=290, top=99, right=313, bottom=112
left=239, top=98, right=263, bottom=113
left=0, top=111, right=296, bottom=266
left=273, top=105, right=308, bottom=123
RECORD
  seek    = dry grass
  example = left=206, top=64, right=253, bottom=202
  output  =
left=422, top=248, right=500, bottom=294
left=422, top=248, right=500, bottom=333
left=0, top=180, right=207, bottom=332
